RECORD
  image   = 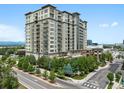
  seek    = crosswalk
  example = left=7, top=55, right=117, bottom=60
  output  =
left=82, top=81, right=99, bottom=89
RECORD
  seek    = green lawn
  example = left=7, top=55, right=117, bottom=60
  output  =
left=72, top=75, right=87, bottom=80
left=107, top=82, right=114, bottom=89
left=115, top=74, right=121, bottom=83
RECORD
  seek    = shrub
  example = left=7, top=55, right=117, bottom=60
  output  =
left=22, top=61, right=29, bottom=72
left=42, top=70, right=48, bottom=80
left=35, top=68, right=41, bottom=75
left=49, top=71, right=56, bottom=83
left=27, top=65, right=35, bottom=73
left=107, top=73, right=114, bottom=82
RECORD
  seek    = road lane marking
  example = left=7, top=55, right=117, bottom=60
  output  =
left=18, top=74, right=46, bottom=89
left=19, top=81, right=33, bottom=89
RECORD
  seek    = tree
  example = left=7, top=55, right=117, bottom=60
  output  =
left=121, top=61, right=124, bottom=70
left=100, top=53, right=106, bottom=62
left=18, top=57, right=27, bottom=69
left=26, top=55, right=36, bottom=65
left=37, top=56, right=49, bottom=69
left=35, top=68, right=41, bottom=75
left=0, top=63, right=19, bottom=89
left=6, top=58, right=16, bottom=67
left=17, top=61, right=23, bottom=69
left=6, top=49, right=15, bottom=55
left=57, top=67, right=65, bottom=79
left=42, top=70, right=48, bottom=80
left=22, top=61, right=29, bottom=72
left=27, top=65, right=35, bottom=73
left=1, top=54, right=9, bottom=61
left=115, top=72, right=122, bottom=82
left=1, top=76, right=19, bottom=89
left=49, top=70, right=56, bottom=83
left=64, top=63, right=73, bottom=76
left=107, top=73, right=114, bottom=82
left=107, top=52, right=113, bottom=62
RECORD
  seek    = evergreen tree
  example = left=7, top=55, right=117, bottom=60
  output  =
left=64, top=63, right=73, bottom=76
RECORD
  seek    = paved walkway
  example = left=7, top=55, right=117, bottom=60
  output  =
left=112, top=76, right=122, bottom=89
left=39, top=63, right=110, bottom=86
left=67, top=63, right=110, bottom=85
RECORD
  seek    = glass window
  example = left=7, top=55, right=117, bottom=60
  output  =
left=50, top=45, right=54, bottom=48
left=50, top=41, right=54, bottom=43
left=50, top=50, right=54, bottom=52
left=50, top=24, right=54, bottom=27
left=50, top=32, right=54, bottom=35
left=50, top=14, right=54, bottom=18
left=50, top=37, right=54, bottom=39
left=44, top=9, right=48, bottom=13
left=50, top=28, right=54, bottom=31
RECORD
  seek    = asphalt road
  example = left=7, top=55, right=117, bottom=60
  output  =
left=82, top=61, right=123, bottom=89
left=14, top=68, right=82, bottom=89
left=56, top=78, right=83, bottom=89
left=13, top=60, right=123, bottom=89
left=14, top=69, right=61, bottom=89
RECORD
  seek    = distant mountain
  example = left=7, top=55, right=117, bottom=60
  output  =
left=0, top=41, right=25, bottom=46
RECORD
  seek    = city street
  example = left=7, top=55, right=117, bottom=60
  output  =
left=81, top=60, right=123, bottom=89
left=56, top=78, right=83, bottom=89
left=13, top=68, right=83, bottom=89
left=14, top=68, right=61, bottom=89
left=13, top=60, right=123, bottom=89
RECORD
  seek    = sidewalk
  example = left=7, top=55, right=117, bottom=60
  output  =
left=112, top=76, right=122, bottom=89
left=67, top=63, right=110, bottom=85
left=13, top=67, right=62, bottom=88
left=38, top=62, right=110, bottom=86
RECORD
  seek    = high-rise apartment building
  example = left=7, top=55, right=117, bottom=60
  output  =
left=25, top=4, right=87, bottom=57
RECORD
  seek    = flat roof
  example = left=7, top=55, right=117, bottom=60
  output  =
left=41, top=4, right=56, bottom=9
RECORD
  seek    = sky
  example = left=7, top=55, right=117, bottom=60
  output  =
left=0, top=4, right=124, bottom=44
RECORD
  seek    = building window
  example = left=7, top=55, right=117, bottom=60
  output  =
left=50, top=28, right=54, bottom=31
left=36, top=28, right=40, bottom=31
left=50, top=37, right=54, bottom=39
left=50, top=45, right=54, bottom=48
left=44, top=9, right=48, bottom=13
left=50, top=24, right=54, bottom=27
left=50, top=13, right=54, bottom=18
left=36, top=25, right=40, bottom=27
left=50, top=41, right=54, bottom=43
left=50, top=32, right=54, bottom=35
left=50, top=50, right=54, bottom=52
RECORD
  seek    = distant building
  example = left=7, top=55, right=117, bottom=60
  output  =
left=87, top=40, right=92, bottom=45
left=92, top=43, right=98, bottom=46
left=87, top=44, right=103, bottom=49
left=123, top=40, right=124, bottom=44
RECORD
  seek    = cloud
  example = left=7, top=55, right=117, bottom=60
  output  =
left=111, top=22, right=119, bottom=27
left=0, top=24, right=25, bottom=41
left=99, top=22, right=119, bottom=28
left=99, top=24, right=109, bottom=28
